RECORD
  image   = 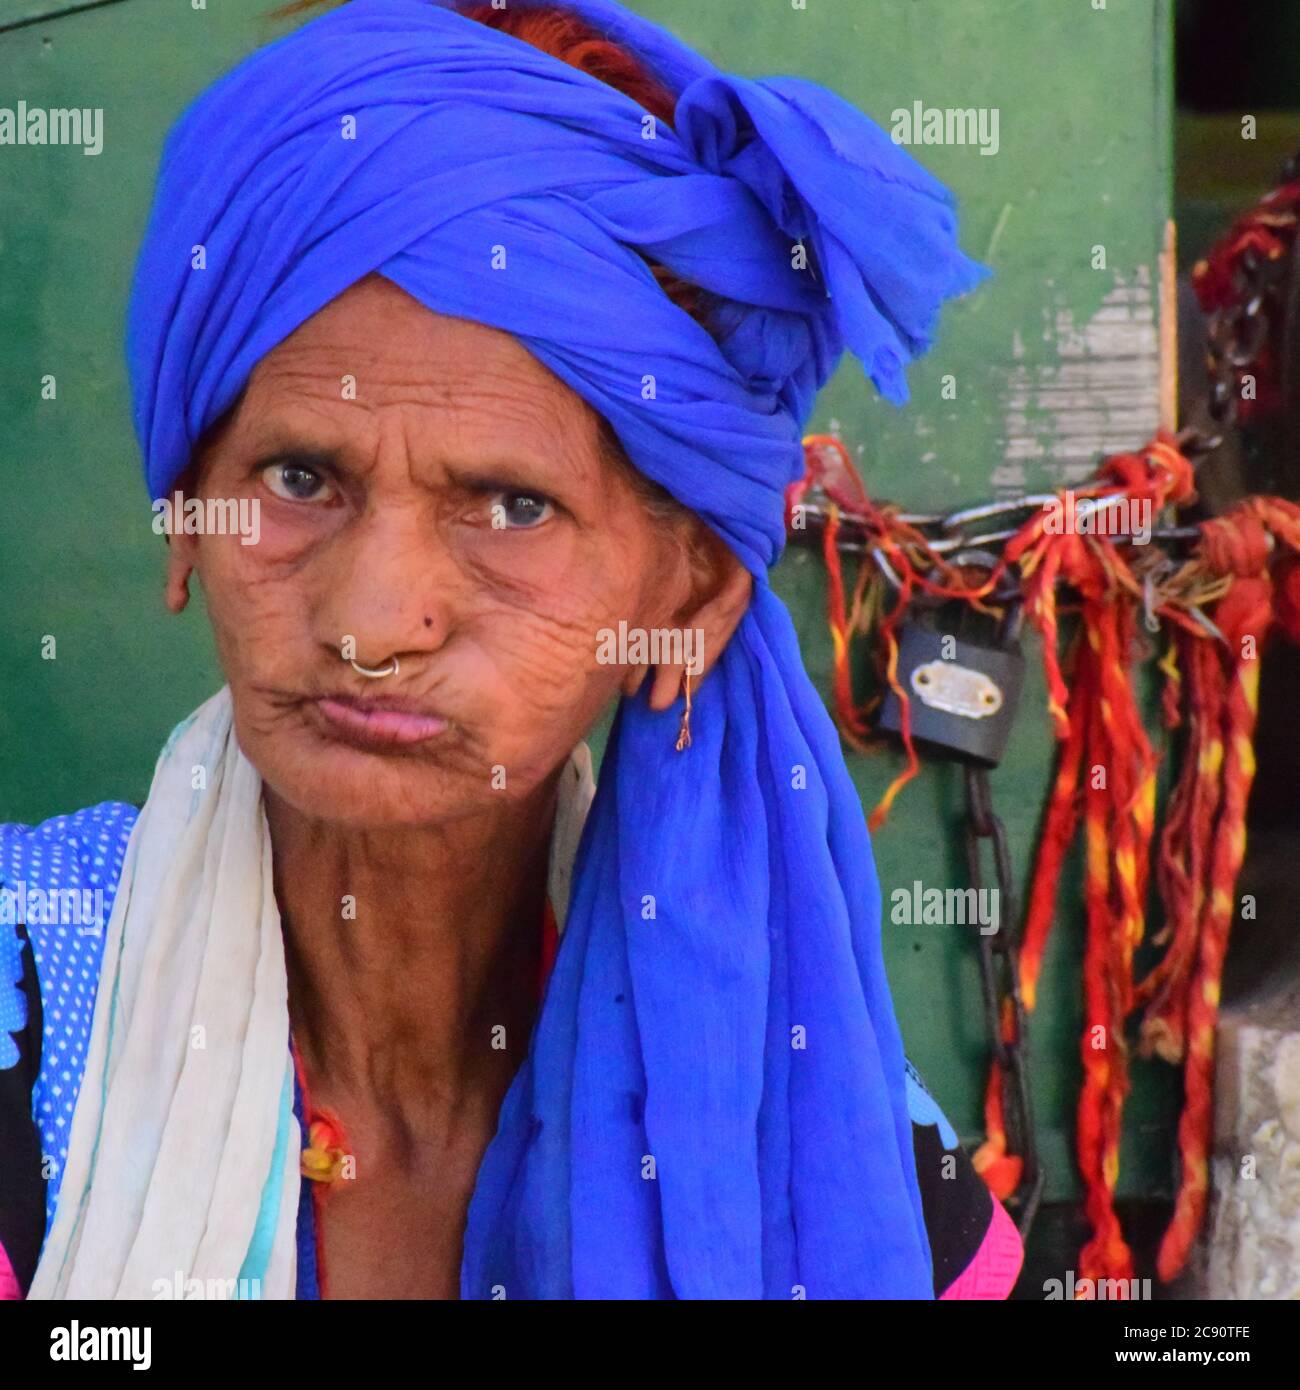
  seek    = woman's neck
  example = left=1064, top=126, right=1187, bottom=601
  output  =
left=265, top=772, right=561, bottom=1130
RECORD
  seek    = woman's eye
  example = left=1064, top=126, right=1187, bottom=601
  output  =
left=261, top=462, right=336, bottom=503
left=490, top=490, right=554, bottom=530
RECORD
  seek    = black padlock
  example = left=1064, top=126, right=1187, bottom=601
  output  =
left=878, top=598, right=1024, bottom=767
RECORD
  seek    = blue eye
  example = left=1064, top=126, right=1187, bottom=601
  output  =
left=491, top=491, right=554, bottom=530
left=263, top=462, right=335, bottom=503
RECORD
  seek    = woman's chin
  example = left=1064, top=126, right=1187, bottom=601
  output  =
left=250, top=724, right=491, bottom=830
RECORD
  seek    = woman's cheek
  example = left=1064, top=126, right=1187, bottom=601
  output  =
left=451, top=523, right=577, bottom=597
left=201, top=550, right=310, bottom=673
left=237, top=504, right=336, bottom=565
left=465, top=601, right=615, bottom=745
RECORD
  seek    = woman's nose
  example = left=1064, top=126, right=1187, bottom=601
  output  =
left=313, top=506, right=459, bottom=665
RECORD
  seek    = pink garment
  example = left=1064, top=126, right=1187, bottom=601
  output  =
left=0, top=1239, right=21, bottom=1300
left=940, top=1197, right=1024, bottom=1300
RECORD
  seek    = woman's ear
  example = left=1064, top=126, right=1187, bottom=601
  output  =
left=164, top=536, right=195, bottom=614
left=161, top=463, right=204, bottom=615
left=162, top=485, right=201, bottom=614
left=645, top=522, right=752, bottom=712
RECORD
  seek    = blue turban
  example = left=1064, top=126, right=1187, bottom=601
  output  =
left=128, top=0, right=987, bottom=1298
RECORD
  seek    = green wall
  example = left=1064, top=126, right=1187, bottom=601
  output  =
left=0, top=0, right=1177, bottom=1205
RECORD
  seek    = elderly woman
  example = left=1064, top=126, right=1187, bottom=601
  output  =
left=0, top=0, right=1020, bottom=1300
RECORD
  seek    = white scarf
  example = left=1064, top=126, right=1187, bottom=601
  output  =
left=29, top=686, right=595, bottom=1299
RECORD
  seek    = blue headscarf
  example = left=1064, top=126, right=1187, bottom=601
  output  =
left=128, top=0, right=987, bottom=1298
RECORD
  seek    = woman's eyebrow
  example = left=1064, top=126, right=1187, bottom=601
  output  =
left=443, top=454, right=573, bottom=483
left=250, top=443, right=343, bottom=472
left=247, top=432, right=587, bottom=487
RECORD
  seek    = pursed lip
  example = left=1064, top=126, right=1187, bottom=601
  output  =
left=312, top=692, right=450, bottom=748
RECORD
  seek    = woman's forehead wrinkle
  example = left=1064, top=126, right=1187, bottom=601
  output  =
left=242, top=294, right=604, bottom=487
left=235, top=384, right=356, bottom=462
left=237, top=387, right=602, bottom=495
left=374, top=361, right=605, bottom=487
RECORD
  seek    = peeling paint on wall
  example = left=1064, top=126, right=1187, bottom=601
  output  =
left=998, top=267, right=1161, bottom=492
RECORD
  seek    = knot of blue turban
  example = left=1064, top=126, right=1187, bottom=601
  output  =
left=128, top=0, right=988, bottom=1298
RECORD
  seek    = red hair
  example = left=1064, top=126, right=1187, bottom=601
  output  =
left=455, top=2, right=678, bottom=128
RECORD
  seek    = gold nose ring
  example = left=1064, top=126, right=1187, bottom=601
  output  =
left=350, top=656, right=400, bottom=679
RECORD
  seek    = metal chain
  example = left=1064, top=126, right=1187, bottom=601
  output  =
left=790, top=430, right=1217, bottom=566
left=790, top=476, right=1204, bottom=571
left=963, top=760, right=1044, bottom=1240
left=1200, top=144, right=1300, bottom=433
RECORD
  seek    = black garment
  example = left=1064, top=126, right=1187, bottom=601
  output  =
left=0, top=924, right=46, bottom=1294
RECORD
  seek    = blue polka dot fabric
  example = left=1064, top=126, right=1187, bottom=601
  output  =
left=0, top=910, right=24, bottom=1069
left=0, top=802, right=137, bottom=1229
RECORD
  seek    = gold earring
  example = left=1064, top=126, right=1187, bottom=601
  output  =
left=675, top=669, right=693, bottom=752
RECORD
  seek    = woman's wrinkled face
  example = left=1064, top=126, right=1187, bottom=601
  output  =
left=178, top=274, right=705, bottom=828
